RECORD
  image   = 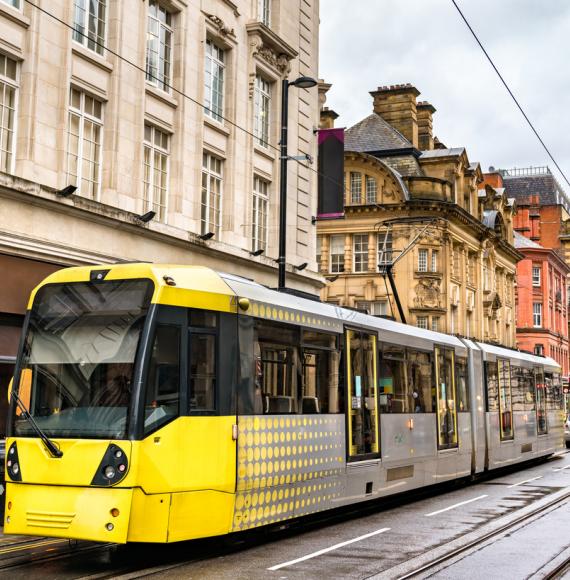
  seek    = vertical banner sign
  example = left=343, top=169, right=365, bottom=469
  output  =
left=317, top=128, right=345, bottom=219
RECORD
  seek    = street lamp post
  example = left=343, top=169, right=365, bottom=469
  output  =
left=277, top=76, right=318, bottom=291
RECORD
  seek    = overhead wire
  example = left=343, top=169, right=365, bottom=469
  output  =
left=450, top=0, right=570, bottom=188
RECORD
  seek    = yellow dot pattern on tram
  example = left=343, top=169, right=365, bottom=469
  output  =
left=232, top=415, right=345, bottom=531
left=248, top=301, right=342, bottom=332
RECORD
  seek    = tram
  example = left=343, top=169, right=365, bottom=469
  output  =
left=4, top=264, right=565, bottom=543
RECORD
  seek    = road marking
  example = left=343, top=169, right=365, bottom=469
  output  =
left=0, top=538, right=67, bottom=555
left=424, top=494, right=488, bottom=517
left=553, top=465, right=570, bottom=472
left=508, top=476, right=542, bottom=488
left=267, top=527, right=391, bottom=571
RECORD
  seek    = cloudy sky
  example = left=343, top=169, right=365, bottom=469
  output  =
left=319, top=0, right=570, bottom=186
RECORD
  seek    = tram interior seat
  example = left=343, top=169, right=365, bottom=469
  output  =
left=267, top=395, right=295, bottom=414
left=302, top=396, right=320, bottom=414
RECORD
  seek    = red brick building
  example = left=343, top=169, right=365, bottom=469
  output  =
left=484, top=167, right=570, bottom=379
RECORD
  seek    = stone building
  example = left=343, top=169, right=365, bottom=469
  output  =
left=0, top=0, right=321, bottom=436
left=317, top=84, right=520, bottom=347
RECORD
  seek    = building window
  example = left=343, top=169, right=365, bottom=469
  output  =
left=1, top=0, right=20, bottom=8
left=0, top=54, right=17, bottom=173
left=532, top=266, right=541, bottom=287
left=418, top=248, right=428, bottom=272
left=67, top=87, right=103, bottom=199
left=467, top=253, right=476, bottom=285
left=353, top=234, right=368, bottom=273
left=73, top=0, right=106, bottom=55
left=254, top=75, right=270, bottom=148
left=350, top=172, right=362, bottom=204
left=204, top=40, right=225, bottom=122
left=431, top=250, right=438, bottom=273
left=417, top=316, right=428, bottom=330
left=252, top=176, right=269, bottom=252
left=378, top=232, right=393, bottom=267
left=143, top=124, right=169, bottom=222
left=365, top=176, right=377, bottom=204
left=452, top=246, right=462, bottom=278
left=431, top=317, right=440, bottom=332
left=146, top=1, right=172, bottom=92
left=533, top=302, right=542, bottom=327
left=201, top=153, right=223, bottom=237
left=534, top=344, right=544, bottom=356
left=330, top=235, right=345, bottom=273
left=258, top=0, right=271, bottom=26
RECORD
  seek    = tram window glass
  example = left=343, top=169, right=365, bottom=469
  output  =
left=301, top=330, right=342, bottom=414
left=144, top=325, right=180, bottom=434
left=436, top=347, right=458, bottom=449
left=189, top=333, right=216, bottom=411
left=347, top=330, right=378, bottom=455
left=255, top=320, right=299, bottom=414
left=546, top=373, right=563, bottom=410
left=535, top=367, right=547, bottom=434
left=455, top=357, right=469, bottom=412
left=378, top=344, right=406, bottom=413
left=190, top=309, right=217, bottom=328
left=485, top=362, right=499, bottom=412
left=511, top=366, right=523, bottom=411
left=407, top=349, right=434, bottom=413
left=498, top=359, right=514, bottom=440
left=521, top=367, right=536, bottom=411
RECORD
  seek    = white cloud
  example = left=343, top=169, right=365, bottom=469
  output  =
left=320, top=0, right=570, bottom=183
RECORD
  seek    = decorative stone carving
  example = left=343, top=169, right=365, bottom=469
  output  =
left=205, top=14, right=235, bottom=37
left=414, top=277, right=442, bottom=309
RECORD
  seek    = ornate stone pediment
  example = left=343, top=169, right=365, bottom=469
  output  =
left=413, top=277, right=443, bottom=309
left=205, top=13, right=235, bottom=38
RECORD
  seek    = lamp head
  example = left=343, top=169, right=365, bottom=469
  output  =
left=199, top=232, right=215, bottom=241
left=250, top=249, right=264, bottom=256
left=290, top=76, right=318, bottom=89
left=137, top=210, right=156, bottom=223
left=294, top=262, right=308, bottom=271
left=57, top=185, right=77, bottom=197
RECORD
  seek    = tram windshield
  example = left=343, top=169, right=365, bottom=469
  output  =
left=12, top=279, right=153, bottom=439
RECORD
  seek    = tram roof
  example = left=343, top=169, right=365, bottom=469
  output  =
left=476, top=342, right=561, bottom=372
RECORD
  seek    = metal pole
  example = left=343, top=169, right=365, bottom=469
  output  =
left=278, top=78, right=289, bottom=290
left=386, top=264, right=407, bottom=324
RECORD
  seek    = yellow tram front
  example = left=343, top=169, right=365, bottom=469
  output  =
left=4, top=264, right=239, bottom=543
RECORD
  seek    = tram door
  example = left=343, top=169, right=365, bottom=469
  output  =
left=345, top=329, right=379, bottom=459
left=535, top=367, right=548, bottom=435
left=435, top=347, right=458, bottom=449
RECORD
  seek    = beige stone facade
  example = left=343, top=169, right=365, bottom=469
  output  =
left=318, top=85, right=520, bottom=347
left=0, top=0, right=320, bottom=290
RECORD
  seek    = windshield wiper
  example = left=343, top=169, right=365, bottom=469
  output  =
left=12, top=391, right=63, bottom=458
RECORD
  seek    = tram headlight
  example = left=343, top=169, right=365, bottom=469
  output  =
left=6, top=442, right=22, bottom=482
left=11, top=462, right=19, bottom=476
left=104, top=465, right=116, bottom=480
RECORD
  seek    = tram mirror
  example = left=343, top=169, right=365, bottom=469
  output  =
left=15, top=369, right=32, bottom=415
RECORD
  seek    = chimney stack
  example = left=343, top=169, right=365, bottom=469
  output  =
left=320, top=107, right=339, bottom=129
left=417, top=101, right=436, bottom=151
left=369, top=84, right=420, bottom=149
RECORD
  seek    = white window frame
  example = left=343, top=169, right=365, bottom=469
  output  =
left=533, top=302, right=542, bottom=328
left=418, top=248, right=428, bottom=272
left=146, top=1, right=173, bottom=93
left=201, top=152, right=223, bottom=237
left=73, top=0, right=106, bottom=55
left=371, top=301, right=388, bottom=316
left=330, top=235, right=345, bottom=274
left=378, top=232, right=393, bottom=267
left=254, top=74, right=271, bottom=148
left=431, top=250, right=438, bottom=273
left=1, top=0, right=21, bottom=9
left=67, top=87, right=103, bottom=200
left=431, top=317, right=440, bottom=332
left=143, top=124, right=170, bottom=223
left=350, top=172, right=362, bottom=204
left=532, top=266, right=541, bottom=287
left=204, top=39, right=225, bottom=123
left=0, top=53, right=18, bottom=174
left=417, top=316, right=428, bottom=330
left=353, top=234, right=368, bottom=273
left=257, top=0, right=271, bottom=26
left=252, top=175, right=269, bottom=252
left=365, top=175, right=377, bottom=204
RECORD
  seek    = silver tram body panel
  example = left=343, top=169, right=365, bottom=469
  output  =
left=220, top=273, right=563, bottom=529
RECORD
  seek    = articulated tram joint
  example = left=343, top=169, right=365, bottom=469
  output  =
left=91, top=444, right=129, bottom=487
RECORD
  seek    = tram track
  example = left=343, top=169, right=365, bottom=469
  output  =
left=390, top=487, right=570, bottom=580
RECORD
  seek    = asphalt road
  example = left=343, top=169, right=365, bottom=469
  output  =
left=1, top=452, right=569, bottom=579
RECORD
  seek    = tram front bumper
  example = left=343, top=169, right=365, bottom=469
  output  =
left=4, top=482, right=133, bottom=543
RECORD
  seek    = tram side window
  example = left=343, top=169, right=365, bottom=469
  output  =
left=535, top=368, right=547, bottom=435
left=301, top=330, right=343, bottom=414
left=407, top=349, right=434, bottom=413
left=435, top=347, right=458, bottom=449
left=378, top=344, right=406, bottom=413
left=546, top=373, right=563, bottom=410
left=144, top=325, right=180, bottom=434
left=255, top=320, right=299, bottom=414
left=189, top=333, right=216, bottom=411
left=498, top=359, right=514, bottom=440
left=511, top=366, right=535, bottom=412
left=485, top=362, right=499, bottom=412
left=455, top=357, right=469, bottom=412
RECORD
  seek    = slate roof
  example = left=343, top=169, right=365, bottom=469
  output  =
left=345, top=113, right=413, bottom=153
left=502, top=172, right=570, bottom=209
left=513, top=231, right=543, bottom=250
left=420, top=148, right=466, bottom=159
